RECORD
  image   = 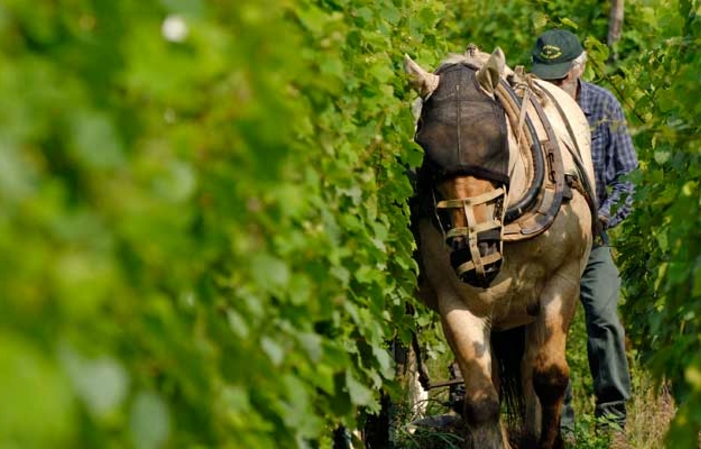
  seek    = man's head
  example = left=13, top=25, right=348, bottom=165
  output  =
left=531, top=29, right=584, bottom=80
left=532, top=29, right=586, bottom=98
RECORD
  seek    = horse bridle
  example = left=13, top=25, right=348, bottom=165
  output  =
left=433, top=186, right=506, bottom=287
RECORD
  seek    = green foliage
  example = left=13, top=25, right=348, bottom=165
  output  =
left=0, top=0, right=453, bottom=447
left=609, top=0, right=701, bottom=446
left=444, top=0, right=612, bottom=67
left=566, top=418, right=617, bottom=449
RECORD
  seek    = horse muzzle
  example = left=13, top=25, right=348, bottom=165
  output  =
left=436, top=187, right=506, bottom=288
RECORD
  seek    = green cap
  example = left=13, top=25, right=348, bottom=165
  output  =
left=531, top=30, right=584, bottom=80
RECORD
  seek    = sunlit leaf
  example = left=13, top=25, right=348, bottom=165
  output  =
left=345, top=371, right=374, bottom=407
left=130, top=392, right=171, bottom=449
left=61, top=347, right=130, bottom=419
left=0, top=334, right=75, bottom=446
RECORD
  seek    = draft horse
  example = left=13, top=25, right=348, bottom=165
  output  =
left=404, top=46, right=597, bottom=448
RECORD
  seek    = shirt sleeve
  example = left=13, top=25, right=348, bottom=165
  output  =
left=598, top=99, right=638, bottom=228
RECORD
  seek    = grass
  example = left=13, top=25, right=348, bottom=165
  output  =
left=621, top=376, right=675, bottom=448
left=555, top=367, right=674, bottom=449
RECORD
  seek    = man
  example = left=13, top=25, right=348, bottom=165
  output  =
left=531, top=29, right=638, bottom=442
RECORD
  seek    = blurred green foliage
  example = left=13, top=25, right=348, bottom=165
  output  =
left=0, top=0, right=453, bottom=447
left=444, top=0, right=611, bottom=65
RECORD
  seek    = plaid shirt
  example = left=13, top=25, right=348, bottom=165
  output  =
left=577, top=80, right=638, bottom=229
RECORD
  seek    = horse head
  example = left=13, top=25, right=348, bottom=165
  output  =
left=405, top=48, right=509, bottom=288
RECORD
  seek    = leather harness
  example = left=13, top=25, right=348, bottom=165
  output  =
left=496, top=71, right=597, bottom=241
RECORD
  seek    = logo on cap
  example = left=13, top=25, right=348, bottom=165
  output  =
left=540, top=45, right=562, bottom=60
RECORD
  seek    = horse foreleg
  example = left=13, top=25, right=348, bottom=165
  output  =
left=441, top=305, right=507, bottom=449
left=528, top=270, right=579, bottom=449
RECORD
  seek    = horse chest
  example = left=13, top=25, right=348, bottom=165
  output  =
left=465, top=272, right=545, bottom=329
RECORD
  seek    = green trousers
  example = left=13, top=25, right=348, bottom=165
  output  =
left=561, top=244, right=632, bottom=432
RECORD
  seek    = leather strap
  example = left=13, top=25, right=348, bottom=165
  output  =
left=494, top=81, right=568, bottom=241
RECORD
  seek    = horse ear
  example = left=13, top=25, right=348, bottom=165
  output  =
left=476, top=47, right=505, bottom=94
left=404, top=54, right=440, bottom=99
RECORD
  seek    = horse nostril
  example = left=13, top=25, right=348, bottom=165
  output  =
left=479, top=241, right=497, bottom=256
left=449, top=246, right=470, bottom=271
left=450, top=237, right=497, bottom=256
left=450, top=237, right=467, bottom=251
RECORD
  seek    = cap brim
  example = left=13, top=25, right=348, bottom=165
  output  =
left=532, top=61, right=572, bottom=80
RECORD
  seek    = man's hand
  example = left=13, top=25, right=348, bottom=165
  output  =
left=598, top=214, right=609, bottom=230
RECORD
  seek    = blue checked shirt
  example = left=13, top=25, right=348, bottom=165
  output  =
left=577, top=80, right=638, bottom=229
